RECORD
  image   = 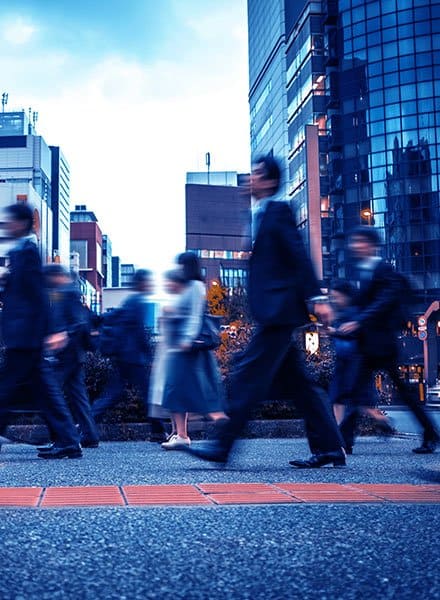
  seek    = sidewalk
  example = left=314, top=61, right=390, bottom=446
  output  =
left=1, top=438, right=439, bottom=600
left=0, top=437, right=439, bottom=508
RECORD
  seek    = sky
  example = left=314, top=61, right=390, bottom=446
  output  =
left=0, top=0, right=250, bottom=271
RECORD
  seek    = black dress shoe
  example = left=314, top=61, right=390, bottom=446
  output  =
left=412, top=440, right=437, bottom=454
left=183, top=441, right=229, bottom=464
left=37, top=443, right=55, bottom=452
left=80, top=440, right=99, bottom=448
left=38, top=445, right=82, bottom=459
left=290, top=450, right=346, bottom=468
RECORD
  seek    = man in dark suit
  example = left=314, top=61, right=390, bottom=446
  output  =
left=0, top=203, right=82, bottom=459
left=92, top=269, right=165, bottom=439
left=42, top=264, right=99, bottom=449
left=338, top=226, right=439, bottom=453
left=186, top=155, right=345, bottom=467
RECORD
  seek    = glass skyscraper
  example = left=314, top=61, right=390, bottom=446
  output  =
left=248, top=0, right=294, bottom=195
left=248, top=0, right=440, bottom=308
left=327, top=0, right=440, bottom=307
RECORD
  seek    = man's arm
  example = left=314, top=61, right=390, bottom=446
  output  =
left=273, top=203, right=321, bottom=298
left=273, top=203, right=332, bottom=324
left=339, top=264, right=401, bottom=334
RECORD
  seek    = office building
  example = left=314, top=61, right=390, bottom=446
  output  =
left=112, top=256, right=121, bottom=287
left=248, top=1, right=293, bottom=195
left=50, top=146, right=71, bottom=264
left=121, top=263, right=136, bottom=287
left=70, top=204, right=104, bottom=311
left=326, top=0, right=440, bottom=307
left=0, top=109, right=53, bottom=261
left=185, top=171, right=251, bottom=288
left=102, top=234, right=113, bottom=288
left=248, top=0, right=440, bottom=305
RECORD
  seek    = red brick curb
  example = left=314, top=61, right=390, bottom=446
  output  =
left=0, top=483, right=439, bottom=508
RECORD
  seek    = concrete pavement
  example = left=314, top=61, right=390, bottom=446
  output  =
left=1, top=437, right=439, bottom=599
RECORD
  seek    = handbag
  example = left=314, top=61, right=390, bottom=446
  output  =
left=192, top=313, right=222, bottom=350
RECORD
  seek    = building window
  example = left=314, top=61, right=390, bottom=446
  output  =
left=71, top=240, right=88, bottom=268
left=220, top=267, right=248, bottom=289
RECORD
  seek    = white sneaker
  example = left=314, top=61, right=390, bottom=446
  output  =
left=161, top=434, right=191, bottom=450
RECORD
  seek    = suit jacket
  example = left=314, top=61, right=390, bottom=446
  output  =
left=118, top=293, right=154, bottom=365
left=248, top=200, right=320, bottom=327
left=48, top=284, right=91, bottom=365
left=1, top=239, right=49, bottom=349
left=352, top=259, right=402, bottom=357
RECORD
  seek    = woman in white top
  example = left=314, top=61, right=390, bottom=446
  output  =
left=160, top=252, right=227, bottom=449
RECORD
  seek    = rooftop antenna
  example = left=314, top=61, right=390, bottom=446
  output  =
left=1, top=92, right=8, bottom=112
left=32, top=111, right=39, bottom=130
left=205, top=152, right=211, bottom=185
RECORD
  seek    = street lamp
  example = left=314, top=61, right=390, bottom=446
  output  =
left=360, top=208, right=373, bottom=226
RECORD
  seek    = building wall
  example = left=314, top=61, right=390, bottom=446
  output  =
left=0, top=181, right=53, bottom=263
left=0, top=119, right=53, bottom=262
left=248, top=0, right=290, bottom=195
left=121, top=263, right=135, bottom=287
left=50, top=146, right=71, bottom=265
left=186, top=182, right=251, bottom=287
left=328, top=0, right=440, bottom=304
left=112, top=256, right=121, bottom=287
left=70, top=221, right=103, bottom=295
left=102, top=234, right=113, bottom=288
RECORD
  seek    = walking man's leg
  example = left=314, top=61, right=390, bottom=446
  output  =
left=63, top=365, right=99, bottom=446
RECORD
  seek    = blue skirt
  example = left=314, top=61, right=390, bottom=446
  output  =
left=162, top=348, right=224, bottom=414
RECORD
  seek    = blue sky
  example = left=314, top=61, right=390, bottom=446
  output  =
left=0, top=1, right=250, bottom=270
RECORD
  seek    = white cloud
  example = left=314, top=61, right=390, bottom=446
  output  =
left=0, top=3, right=250, bottom=273
left=2, top=17, right=37, bottom=46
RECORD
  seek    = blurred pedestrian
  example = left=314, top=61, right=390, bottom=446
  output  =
left=91, top=269, right=166, bottom=440
left=0, top=203, right=81, bottom=459
left=185, top=156, right=345, bottom=467
left=159, top=253, right=227, bottom=450
left=328, top=279, right=393, bottom=453
left=41, top=264, right=99, bottom=449
left=328, top=279, right=360, bottom=425
left=338, top=226, right=439, bottom=454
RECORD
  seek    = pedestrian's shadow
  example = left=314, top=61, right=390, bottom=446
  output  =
left=408, top=467, right=440, bottom=484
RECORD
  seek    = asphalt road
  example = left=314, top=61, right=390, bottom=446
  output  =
left=1, top=437, right=440, bottom=599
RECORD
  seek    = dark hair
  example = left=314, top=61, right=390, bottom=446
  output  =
left=132, top=269, right=152, bottom=285
left=177, top=252, right=204, bottom=282
left=164, top=268, right=186, bottom=285
left=253, top=154, right=282, bottom=195
left=348, top=226, right=381, bottom=247
left=5, top=203, right=34, bottom=234
left=330, top=279, right=356, bottom=299
left=43, top=264, right=71, bottom=278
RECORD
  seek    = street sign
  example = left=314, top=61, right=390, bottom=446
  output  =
left=418, top=330, right=428, bottom=341
left=418, top=316, right=426, bottom=327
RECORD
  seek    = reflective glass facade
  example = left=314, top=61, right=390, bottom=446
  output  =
left=286, top=2, right=330, bottom=279
left=327, top=0, right=440, bottom=302
left=249, top=0, right=440, bottom=303
left=248, top=0, right=294, bottom=195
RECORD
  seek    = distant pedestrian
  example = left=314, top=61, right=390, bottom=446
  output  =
left=158, top=254, right=227, bottom=450
left=328, top=278, right=393, bottom=453
left=338, top=226, right=439, bottom=454
left=92, top=269, right=166, bottom=440
left=42, top=264, right=99, bottom=449
left=0, top=203, right=81, bottom=459
left=328, top=279, right=360, bottom=424
left=185, top=156, right=345, bottom=467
